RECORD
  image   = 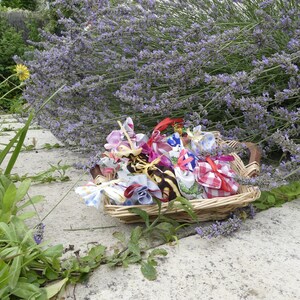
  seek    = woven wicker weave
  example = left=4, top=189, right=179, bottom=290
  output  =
left=103, top=136, right=261, bottom=223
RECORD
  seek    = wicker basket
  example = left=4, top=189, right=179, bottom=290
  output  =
left=103, top=136, right=261, bottom=223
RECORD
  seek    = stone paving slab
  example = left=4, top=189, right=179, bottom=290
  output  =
left=0, top=122, right=40, bottom=130
left=65, top=200, right=300, bottom=300
left=0, top=128, right=63, bottom=150
left=0, top=114, right=20, bottom=123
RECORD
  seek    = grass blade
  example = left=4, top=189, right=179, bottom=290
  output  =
left=0, top=130, right=23, bottom=166
left=4, top=113, right=34, bottom=175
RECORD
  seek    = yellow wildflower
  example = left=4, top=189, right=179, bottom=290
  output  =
left=15, top=64, right=30, bottom=81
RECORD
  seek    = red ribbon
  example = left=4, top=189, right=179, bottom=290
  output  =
left=205, top=156, right=233, bottom=193
left=124, top=184, right=142, bottom=198
left=148, top=118, right=184, bottom=147
left=153, top=117, right=184, bottom=132
left=174, top=149, right=193, bottom=171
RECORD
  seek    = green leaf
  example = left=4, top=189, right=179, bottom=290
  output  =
left=141, top=261, right=157, bottom=281
left=61, top=256, right=75, bottom=270
left=43, top=244, right=63, bottom=259
left=79, top=266, right=91, bottom=273
left=154, top=222, right=177, bottom=242
left=9, top=254, right=22, bottom=289
left=149, top=248, right=168, bottom=259
left=153, top=198, right=162, bottom=215
left=0, top=175, right=11, bottom=196
left=148, top=259, right=157, bottom=267
left=24, top=271, right=38, bottom=284
left=122, top=258, right=129, bottom=268
left=15, top=179, right=31, bottom=202
left=12, top=281, right=47, bottom=300
left=159, top=215, right=180, bottom=227
left=0, top=222, right=17, bottom=241
left=45, top=267, right=59, bottom=280
left=147, top=248, right=168, bottom=267
left=128, top=241, right=141, bottom=257
left=0, top=246, right=19, bottom=259
left=0, top=260, right=10, bottom=292
left=4, top=112, right=34, bottom=175
left=123, top=255, right=142, bottom=265
left=44, top=278, right=68, bottom=299
left=167, top=200, right=175, bottom=211
left=0, top=126, right=23, bottom=166
left=113, top=231, right=126, bottom=244
left=17, top=195, right=44, bottom=211
left=51, top=257, right=62, bottom=271
left=2, top=182, right=17, bottom=213
left=274, top=181, right=300, bottom=200
left=119, top=249, right=129, bottom=261
left=155, top=222, right=175, bottom=234
left=174, top=196, right=198, bottom=221
left=128, top=207, right=150, bottom=227
left=87, top=244, right=106, bottom=262
left=17, top=211, right=36, bottom=220
left=267, top=195, right=276, bottom=204
left=0, top=211, right=11, bottom=224
left=130, top=226, right=143, bottom=244
left=254, top=182, right=300, bottom=210
left=10, top=216, right=30, bottom=241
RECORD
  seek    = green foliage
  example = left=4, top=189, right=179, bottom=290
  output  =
left=0, top=174, right=101, bottom=298
left=254, top=181, right=300, bottom=210
left=42, top=143, right=62, bottom=150
left=0, top=176, right=48, bottom=299
left=0, top=7, right=46, bottom=112
left=141, top=248, right=168, bottom=280
left=1, top=0, right=38, bottom=11
left=0, top=217, right=58, bottom=299
left=0, top=17, right=27, bottom=111
left=0, top=175, right=44, bottom=222
left=106, top=223, right=169, bottom=280
left=171, top=197, right=198, bottom=221
left=43, top=0, right=84, bottom=34
left=0, top=18, right=26, bottom=69
left=21, top=142, right=62, bottom=151
left=10, top=161, right=71, bottom=184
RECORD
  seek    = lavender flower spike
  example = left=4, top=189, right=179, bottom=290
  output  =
left=195, top=216, right=242, bottom=239
left=34, top=223, right=45, bottom=245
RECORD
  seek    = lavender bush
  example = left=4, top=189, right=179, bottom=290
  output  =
left=21, top=0, right=299, bottom=181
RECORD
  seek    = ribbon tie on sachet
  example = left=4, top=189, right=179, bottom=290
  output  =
left=194, top=156, right=239, bottom=198
left=122, top=175, right=162, bottom=205
left=173, top=150, right=203, bottom=200
left=147, top=130, right=172, bottom=155
left=174, top=149, right=194, bottom=171
left=127, top=154, right=181, bottom=201
left=147, top=117, right=183, bottom=155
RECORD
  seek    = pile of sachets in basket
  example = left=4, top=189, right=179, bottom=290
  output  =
left=75, top=117, right=239, bottom=208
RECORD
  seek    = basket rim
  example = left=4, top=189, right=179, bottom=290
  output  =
left=103, top=186, right=260, bottom=212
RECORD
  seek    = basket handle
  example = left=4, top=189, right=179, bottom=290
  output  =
left=244, top=142, right=261, bottom=164
left=243, top=142, right=261, bottom=177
